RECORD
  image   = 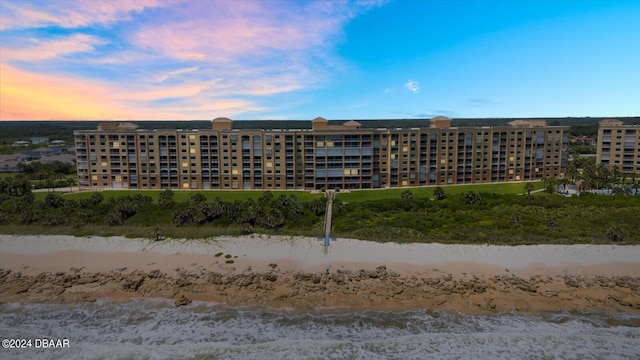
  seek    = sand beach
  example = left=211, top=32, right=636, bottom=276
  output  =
left=1, top=234, right=639, bottom=314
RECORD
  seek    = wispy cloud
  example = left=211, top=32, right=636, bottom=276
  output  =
left=429, top=109, right=460, bottom=117
left=1, top=34, right=107, bottom=62
left=155, top=67, right=199, bottom=83
left=0, top=1, right=385, bottom=120
left=0, top=64, right=255, bottom=120
left=404, top=80, right=419, bottom=93
left=466, top=97, right=497, bottom=106
left=0, top=0, right=164, bottom=30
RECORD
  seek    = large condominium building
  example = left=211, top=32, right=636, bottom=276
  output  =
left=74, top=116, right=569, bottom=191
left=596, top=119, right=640, bottom=173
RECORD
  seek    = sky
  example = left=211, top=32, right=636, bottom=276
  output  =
left=0, top=0, right=639, bottom=121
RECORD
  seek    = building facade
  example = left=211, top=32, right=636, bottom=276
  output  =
left=596, top=119, right=640, bottom=174
left=74, top=117, right=569, bottom=191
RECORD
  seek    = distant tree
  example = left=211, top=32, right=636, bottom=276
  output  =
left=463, top=191, right=482, bottom=204
left=308, top=197, right=326, bottom=216
left=542, top=176, right=557, bottom=194
left=189, top=193, right=207, bottom=204
left=201, top=198, right=225, bottom=221
left=66, top=177, right=77, bottom=193
left=631, top=173, right=639, bottom=190
left=259, top=191, right=274, bottom=204
left=524, top=182, right=535, bottom=196
left=433, top=187, right=446, bottom=201
left=17, top=162, right=34, bottom=174
left=594, top=163, right=612, bottom=189
left=224, top=200, right=245, bottom=222
left=611, top=166, right=622, bottom=185
left=0, top=178, right=8, bottom=195
left=10, top=176, right=31, bottom=196
left=44, top=193, right=65, bottom=208
left=89, top=192, right=104, bottom=206
left=45, top=173, right=55, bottom=192
left=158, top=189, right=175, bottom=209
left=334, top=200, right=347, bottom=214
left=260, top=208, right=285, bottom=229
left=611, top=186, right=631, bottom=196
left=401, top=189, right=414, bottom=202
left=276, top=195, right=304, bottom=218
left=606, top=226, right=625, bottom=242
left=565, top=162, right=578, bottom=182
left=240, top=199, right=261, bottom=226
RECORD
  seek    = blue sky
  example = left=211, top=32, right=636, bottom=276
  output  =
left=0, top=0, right=638, bottom=120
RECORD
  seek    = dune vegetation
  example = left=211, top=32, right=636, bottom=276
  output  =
left=1, top=175, right=639, bottom=244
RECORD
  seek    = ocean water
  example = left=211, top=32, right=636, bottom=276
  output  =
left=1, top=299, right=639, bottom=360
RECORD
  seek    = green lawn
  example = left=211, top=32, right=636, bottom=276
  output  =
left=59, top=189, right=321, bottom=203
left=335, top=181, right=543, bottom=202
left=32, top=182, right=544, bottom=203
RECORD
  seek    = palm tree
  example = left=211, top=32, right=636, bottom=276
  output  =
left=0, top=178, right=7, bottom=195
left=565, top=161, right=578, bottom=182
left=524, top=182, right=535, bottom=196
left=596, top=163, right=612, bottom=190
left=309, top=198, right=326, bottom=216
left=629, top=172, right=638, bottom=190
left=45, top=172, right=55, bottom=192
left=5, top=177, right=15, bottom=196
left=611, top=165, right=622, bottom=186
left=542, top=176, right=556, bottom=194
left=66, top=177, right=77, bottom=193
left=16, top=176, right=31, bottom=196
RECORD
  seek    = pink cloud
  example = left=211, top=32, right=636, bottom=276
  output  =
left=132, top=1, right=361, bottom=62
left=0, top=1, right=388, bottom=120
left=1, top=34, right=106, bottom=62
left=0, top=0, right=165, bottom=30
left=119, top=83, right=211, bottom=102
left=0, top=64, right=257, bottom=120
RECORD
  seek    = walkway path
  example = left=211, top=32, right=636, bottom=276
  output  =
left=320, top=189, right=335, bottom=252
left=323, top=190, right=334, bottom=236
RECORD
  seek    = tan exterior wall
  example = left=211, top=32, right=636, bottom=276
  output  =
left=75, top=119, right=570, bottom=190
left=597, top=122, right=640, bottom=174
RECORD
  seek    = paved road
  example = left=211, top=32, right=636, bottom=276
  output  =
left=32, top=186, right=80, bottom=193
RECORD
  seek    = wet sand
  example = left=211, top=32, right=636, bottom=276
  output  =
left=1, top=234, right=639, bottom=314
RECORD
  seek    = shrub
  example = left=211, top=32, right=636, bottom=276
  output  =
left=606, top=226, right=625, bottom=242
left=433, top=187, right=446, bottom=200
left=44, top=193, right=65, bottom=208
left=158, top=189, right=175, bottom=209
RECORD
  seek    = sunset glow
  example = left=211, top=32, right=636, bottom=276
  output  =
left=1, top=0, right=638, bottom=120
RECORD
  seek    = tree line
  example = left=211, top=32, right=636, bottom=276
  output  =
left=331, top=186, right=639, bottom=244
left=0, top=186, right=326, bottom=237
left=546, top=157, right=639, bottom=194
left=1, top=176, right=638, bottom=245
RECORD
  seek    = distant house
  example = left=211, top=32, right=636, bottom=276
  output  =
left=39, top=153, right=76, bottom=164
left=0, top=159, right=20, bottom=172
left=47, top=145, right=69, bottom=155
left=49, top=140, right=66, bottom=146
left=30, top=137, right=49, bottom=145
left=12, top=141, right=29, bottom=147
left=0, top=154, right=25, bottom=172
